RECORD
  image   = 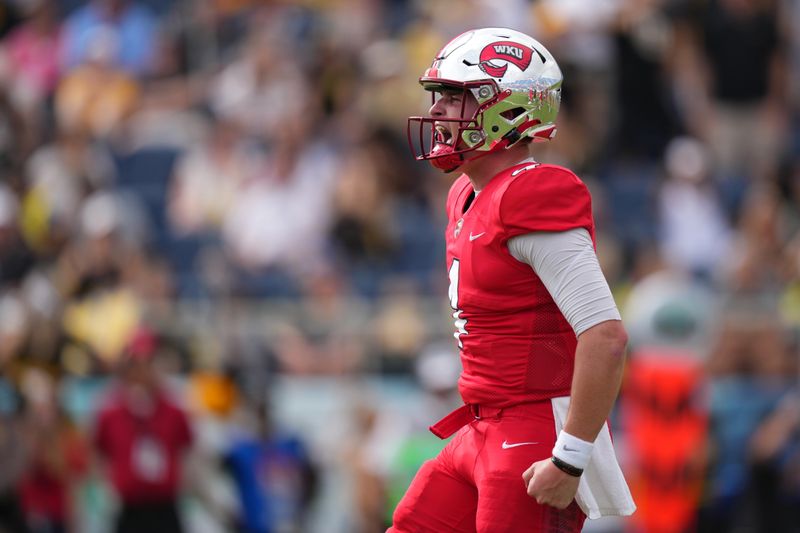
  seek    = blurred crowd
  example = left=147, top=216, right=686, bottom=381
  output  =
left=0, top=0, right=796, bottom=532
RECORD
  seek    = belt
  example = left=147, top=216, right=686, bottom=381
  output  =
left=429, top=403, right=505, bottom=439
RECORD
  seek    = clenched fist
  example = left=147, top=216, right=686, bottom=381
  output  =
left=522, top=458, right=580, bottom=509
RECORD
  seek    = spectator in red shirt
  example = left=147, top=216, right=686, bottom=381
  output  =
left=18, top=368, right=91, bottom=533
left=94, top=326, right=192, bottom=533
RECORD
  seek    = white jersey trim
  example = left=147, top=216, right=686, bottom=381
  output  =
left=507, top=228, right=621, bottom=336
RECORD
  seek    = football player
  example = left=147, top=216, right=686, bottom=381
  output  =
left=390, top=28, right=636, bottom=532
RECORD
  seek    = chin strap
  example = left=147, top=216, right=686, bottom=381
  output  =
left=428, top=121, right=539, bottom=173
left=431, top=133, right=516, bottom=172
left=429, top=142, right=464, bottom=172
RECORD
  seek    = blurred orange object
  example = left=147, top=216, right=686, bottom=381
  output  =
left=189, top=372, right=239, bottom=416
left=622, top=350, right=708, bottom=533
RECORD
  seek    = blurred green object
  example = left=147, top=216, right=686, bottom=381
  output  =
left=73, top=476, right=116, bottom=533
left=652, top=301, right=697, bottom=340
left=384, top=431, right=447, bottom=526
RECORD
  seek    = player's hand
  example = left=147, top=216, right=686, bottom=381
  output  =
left=522, top=458, right=580, bottom=509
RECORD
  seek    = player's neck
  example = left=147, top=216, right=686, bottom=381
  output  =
left=461, top=144, right=533, bottom=192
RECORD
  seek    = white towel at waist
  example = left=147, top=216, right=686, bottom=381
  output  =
left=551, top=396, right=637, bottom=520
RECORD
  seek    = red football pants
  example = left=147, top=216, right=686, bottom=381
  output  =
left=388, top=401, right=586, bottom=532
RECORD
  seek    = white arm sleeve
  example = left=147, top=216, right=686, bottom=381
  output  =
left=508, top=228, right=621, bottom=337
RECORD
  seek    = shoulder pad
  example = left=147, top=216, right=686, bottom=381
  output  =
left=498, top=164, right=593, bottom=237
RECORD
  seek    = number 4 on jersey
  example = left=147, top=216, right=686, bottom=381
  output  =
left=448, top=259, right=468, bottom=347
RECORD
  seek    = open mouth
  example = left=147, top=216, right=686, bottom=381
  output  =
left=434, top=124, right=454, bottom=146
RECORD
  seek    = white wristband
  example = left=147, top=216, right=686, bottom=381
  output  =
left=552, top=430, right=594, bottom=470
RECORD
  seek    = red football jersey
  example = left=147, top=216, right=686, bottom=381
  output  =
left=445, top=162, right=595, bottom=407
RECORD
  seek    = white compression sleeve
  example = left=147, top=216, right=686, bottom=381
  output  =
left=508, top=228, right=621, bottom=336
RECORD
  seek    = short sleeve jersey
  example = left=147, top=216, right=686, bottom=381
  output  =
left=445, top=162, right=595, bottom=407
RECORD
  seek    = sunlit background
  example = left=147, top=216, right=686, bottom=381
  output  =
left=0, top=0, right=797, bottom=532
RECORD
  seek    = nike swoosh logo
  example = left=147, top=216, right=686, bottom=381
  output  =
left=563, top=446, right=579, bottom=452
left=501, top=440, right=539, bottom=449
left=469, top=232, right=485, bottom=241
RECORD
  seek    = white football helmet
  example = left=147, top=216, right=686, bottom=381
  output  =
left=408, top=28, right=562, bottom=172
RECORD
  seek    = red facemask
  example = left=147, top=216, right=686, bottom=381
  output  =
left=407, top=81, right=500, bottom=173
left=407, top=114, right=485, bottom=173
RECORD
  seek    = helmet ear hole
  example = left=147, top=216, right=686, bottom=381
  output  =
left=500, top=107, right=526, bottom=122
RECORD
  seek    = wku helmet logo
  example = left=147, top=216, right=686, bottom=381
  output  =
left=479, top=41, right=533, bottom=78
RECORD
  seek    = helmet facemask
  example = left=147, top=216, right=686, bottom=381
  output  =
left=407, top=81, right=501, bottom=173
